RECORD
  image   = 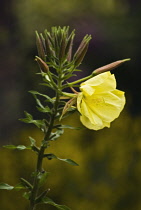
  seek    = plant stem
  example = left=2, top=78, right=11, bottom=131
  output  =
left=64, top=73, right=94, bottom=88
left=29, top=86, right=61, bottom=210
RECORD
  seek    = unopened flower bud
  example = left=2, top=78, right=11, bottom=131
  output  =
left=65, top=31, right=75, bottom=62
left=93, top=58, right=130, bottom=75
left=74, top=43, right=89, bottom=67
left=35, top=31, right=46, bottom=61
left=59, top=34, right=66, bottom=61
left=35, top=56, right=49, bottom=72
left=74, top=35, right=91, bottom=59
left=73, top=35, right=91, bottom=67
left=44, top=30, right=53, bottom=58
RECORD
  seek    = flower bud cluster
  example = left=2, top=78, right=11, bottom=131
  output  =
left=35, top=26, right=91, bottom=69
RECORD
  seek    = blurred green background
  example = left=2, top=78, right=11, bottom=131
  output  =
left=0, top=0, right=141, bottom=209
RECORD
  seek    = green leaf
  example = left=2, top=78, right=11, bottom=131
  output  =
left=32, top=120, right=45, bottom=129
left=19, top=111, right=33, bottom=123
left=36, top=106, right=51, bottom=113
left=20, top=178, right=33, bottom=190
left=38, top=172, right=50, bottom=187
left=29, top=136, right=36, bottom=146
left=49, top=129, right=64, bottom=141
left=3, top=145, right=30, bottom=150
left=45, top=154, right=79, bottom=166
left=24, top=111, right=33, bottom=119
left=0, top=183, right=14, bottom=190
left=29, top=90, right=54, bottom=103
left=20, top=111, right=47, bottom=131
left=60, top=125, right=82, bottom=130
left=41, top=197, right=71, bottom=210
left=17, top=145, right=27, bottom=150
left=57, top=158, right=79, bottom=166
left=61, top=107, right=76, bottom=119
left=14, top=183, right=26, bottom=191
left=23, top=191, right=31, bottom=200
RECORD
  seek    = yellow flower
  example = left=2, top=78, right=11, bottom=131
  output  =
left=77, top=72, right=125, bottom=130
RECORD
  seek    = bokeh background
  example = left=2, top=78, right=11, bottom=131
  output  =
left=0, top=0, right=141, bottom=209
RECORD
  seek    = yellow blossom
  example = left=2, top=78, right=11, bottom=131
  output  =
left=77, top=72, right=125, bottom=130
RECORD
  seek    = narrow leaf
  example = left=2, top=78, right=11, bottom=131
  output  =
left=45, top=154, right=79, bottom=166
left=60, top=125, right=82, bottom=130
left=20, top=178, right=33, bottom=190
left=29, top=90, right=54, bottom=103
left=57, top=158, right=79, bottom=166
left=41, top=197, right=71, bottom=210
left=38, top=172, right=50, bottom=187
left=0, top=183, right=14, bottom=190
left=16, top=145, right=27, bottom=150
left=29, top=136, right=36, bottom=146
left=49, top=129, right=64, bottom=141
left=36, top=106, right=51, bottom=113
left=3, top=145, right=29, bottom=150
left=14, top=183, right=26, bottom=191
left=23, top=191, right=31, bottom=200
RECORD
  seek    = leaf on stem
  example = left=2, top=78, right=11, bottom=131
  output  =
left=60, top=125, right=82, bottom=130
left=0, top=182, right=28, bottom=191
left=19, top=111, right=47, bottom=131
left=29, top=90, right=52, bottom=113
left=41, top=197, right=71, bottom=210
left=36, top=106, right=51, bottom=113
left=0, top=183, right=14, bottom=190
left=29, top=136, right=36, bottom=146
left=49, top=129, right=64, bottom=141
left=45, top=154, right=79, bottom=166
left=23, top=191, right=31, bottom=200
left=14, top=183, right=27, bottom=191
left=29, top=90, right=54, bottom=104
left=38, top=171, right=50, bottom=187
left=3, top=145, right=30, bottom=150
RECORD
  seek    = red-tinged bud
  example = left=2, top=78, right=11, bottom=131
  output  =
left=93, top=59, right=130, bottom=75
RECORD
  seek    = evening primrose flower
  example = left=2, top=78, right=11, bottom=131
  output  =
left=77, top=72, right=125, bottom=130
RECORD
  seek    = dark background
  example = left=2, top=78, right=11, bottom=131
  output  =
left=0, top=0, right=141, bottom=209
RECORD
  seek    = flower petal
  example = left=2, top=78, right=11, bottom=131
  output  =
left=77, top=72, right=126, bottom=130
left=81, top=72, right=116, bottom=94
left=87, top=91, right=125, bottom=122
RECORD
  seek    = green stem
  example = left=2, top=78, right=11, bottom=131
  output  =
left=29, top=84, right=61, bottom=210
left=64, top=73, right=95, bottom=88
